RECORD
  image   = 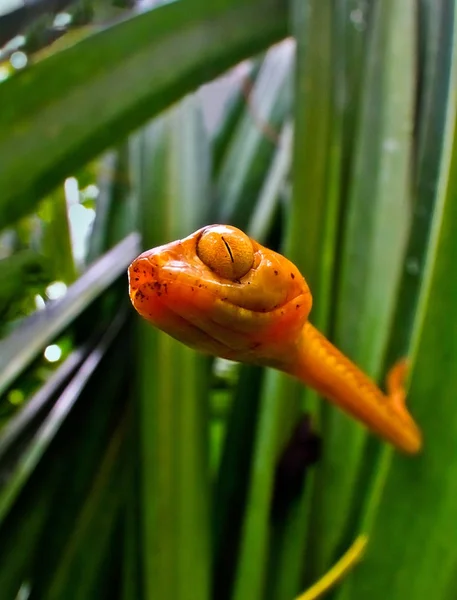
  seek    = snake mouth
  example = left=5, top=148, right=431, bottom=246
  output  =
left=128, top=256, right=251, bottom=359
left=130, top=285, right=259, bottom=361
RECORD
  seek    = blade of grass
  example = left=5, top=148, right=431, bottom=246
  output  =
left=86, top=145, right=134, bottom=264
left=211, top=58, right=261, bottom=175
left=215, top=40, right=294, bottom=229
left=122, top=422, right=141, bottom=600
left=86, top=151, right=119, bottom=263
left=0, top=232, right=139, bottom=396
left=43, top=409, right=129, bottom=600
left=339, top=0, right=374, bottom=200
left=264, top=1, right=338, bottom=597
left=232, top=371, right=304, bottom=600
left=133, top=96, right=211, bottom=600
left=0, top=0, right=288, bottom=230
left=310, top=0, right=417, bottom=578
left=136, top=325, right=180, bottom=600
left=0, top=341, right=89, bottom=460
left=336, top=0, right=457, bottom=564
left=0, top=251, right=51, bottom=325
left=337, top=19, right=457, bottom=596
left=212, top=365, right=264, bottom=600
left=385, top=0, right=454, bottom=365
left=0, top=318, right=129, bottom=598
left=40, top=187, right=77, bottom=283
left=248, top=120, right=293, bottom=243
left=0, top=311, right=126, bottom=522
left=174, top=345, right=211, bottom=600
left=0, top=476, right=57, bottom=598
left=27, top=320, right=132, bottom=598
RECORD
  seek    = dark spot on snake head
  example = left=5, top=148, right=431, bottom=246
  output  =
left=274, top=270, right=278, bottom=275
left=291, top=273, right=295, bottom=279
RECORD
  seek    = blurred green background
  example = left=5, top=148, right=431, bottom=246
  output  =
left=0, top=0, right=456, bottom=599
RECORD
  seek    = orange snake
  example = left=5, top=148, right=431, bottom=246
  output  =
left=128, top=225, right=422, bottom=454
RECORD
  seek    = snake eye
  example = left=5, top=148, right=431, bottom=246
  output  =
left=197, top=225, right=255, bottom=281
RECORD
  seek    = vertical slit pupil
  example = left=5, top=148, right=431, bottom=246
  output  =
left=221, top=237, right=234, bottom=263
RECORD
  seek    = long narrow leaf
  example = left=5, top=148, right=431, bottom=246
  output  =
left=311, top=0, right=416, bottom=577
left=44, top=410, right=128, bottom=600
left=212, top=365, right=263, bottom=600
left=0, top=232, right=139, bottom=396
left=0, top=0, right=288, bottom=230
left=133, top=96, right=212, bottom=600
left=273, top=1, right=338, bottom=596
left=0, top=342, right=89, bottom=460
left=216, top=41, right=294, bottom=228
left=0, top=311, right=126, bottom=522
left=385, top=0, right=455, bottom=365
left=339, top=18, right=457, bottom=596
left=232, top=371, right=303, bottom=600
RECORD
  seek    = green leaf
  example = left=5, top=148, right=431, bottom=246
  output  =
left=0, top=233, right=139, bottom=397
left=87, top=145, right=135, bottom=263
left=0, top=313, right=125, bottom=523
left=215, top=41, right=293, bottom=228
left=0, top=344, right=88, bottom=459
left=0, top=0, right=288, bottom=230
left=0, top=318, right=129, bottom=598
left=40, top=187, right=77, bottom=283
left=385, top=0, right=455, bottom=365
left=43, top=411, right=128, bottom=600
left=248, top=121, right=293, bottom=243
left=339, top=19, right=457, bottom=597
left=270, top=1, right=340, bottom=596
left=310, top=0, right=417, bottom=578
left=211, top=58, right=261, bottom=175
left=132, top=96, right=212, bottom=600
left=212, top=365, right=264, bottom=600
left=0, top=250, right=51, bottom=325
left=232, top=371, right=302, bottom=600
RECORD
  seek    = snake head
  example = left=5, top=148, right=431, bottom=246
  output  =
left=128, top=225, right=312, bottom=366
